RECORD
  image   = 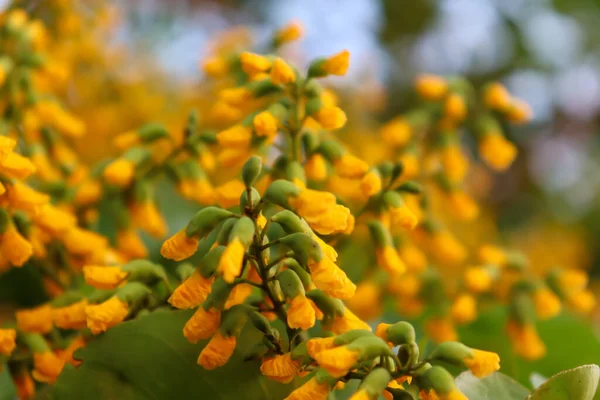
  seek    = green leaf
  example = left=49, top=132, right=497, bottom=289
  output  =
left=49, top=309, right=300, bottom=400
left=0, top=364, right=17, bottom=400
left=527, top=365, right=600, bottom=400
left=455, top=371, right=530, bottom=400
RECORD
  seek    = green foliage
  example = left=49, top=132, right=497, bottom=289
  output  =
left=49, top=309, right=299, bottom=400
left=0, top=364, right=16, bottom=400
left=456, top=371, right=530, bottom=400
left=528, top=365, right=600, bottom=400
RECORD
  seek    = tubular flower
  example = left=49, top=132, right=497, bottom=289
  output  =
left=5, top=182, right=49, bottom=214
left=52, top=299, right=88, bottom=330
left=216, top=125, right=252, bottom=148
left=451, top=294, right=477, bottom=324
left=85, top=296, right=129, bottom=334
left=568, top=290, right=596, bottom=313
left=0, top=329, right=16, bottom=356
left=285, top=376, right=330, bottom=400
left=217, top=238, right=246, bottom=283
left=83, top=266, right=128, bottom=290
left=32, top=352, right=65, bottom=383
left=424, top=318, right=458, bottom=344
left=14, top=372, right=35, bottom=400
left=376, top=246, right=406, bottom=276
left=322, top=50, right=350, bottom=76
left=305, top=154, right=329, bottom=181
left=464, top=267, right=492, bottom=293
left=240, top=52, right=272, bottom=77
left=415, top=74, right=448, bottom=100
left=287, top=294, right=316, bottom=330
left=197, top=332, right=237, bottom=370
left=0, top=152, right=37, bottom=179
left=478, top=133, right=517, bottom=171
left=325, top=309, right=371, bottom=334
left=103, top=158, right=135, bottom=187
left=533, top=287, right=561, bottom=320
left=160, top=229, right=200, bottom=261
left=484, top=83, right=511, bottom=111
left=169, top=271, right=214, bottom=309
left=215, top=179, right=246, bottom=208
left=463, top=349, right=500, bottom=378
left=360, top=170, right=382, bottom=197
left=389, top=204, right=418, bottom=229
left=271, top=58, right=296, bottom=85
left=380, top=117, right=412, bottom=146
left=0, top=224, right=33, bottom=267
left=506, top=321, right=546, bottom=360
left=183, top=307, right=221, bottom=343
left=275, top=21, right=303, bottom=43
left=16, top=304, right=53, bottom=334
left=334, top=154, right=369, bottom=179
left=117, top=229, right=148, bottom=259
left=130, top=201, right=167, bottom=238
left=440, top=145, right=469, bottom=184
left=260, top=353, right=302, bottom=383
left=290, top=188, right=351, bottom=235
left=308, top=257, right=356, bottom=299
left=447, top=191, right=479, bottom=221
left=253, top=111, right=278, bottom=138
left=314, top=345, right=361, bottom=378
left=314, top=106, right=347, bottom=130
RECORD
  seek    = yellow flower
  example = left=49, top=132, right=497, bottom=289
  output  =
left=216, top=125, right=252, bottom=148
left=290, top=188, right=351, bottom=235
left=415, top=74, right=448, bottom=101
left=5, top=181, right=49, bottom=214
left=285, top=377, right=330, bottom=400
left=323, top=50, right=350, bottom=76
left=198, top=332, right=237, bottom=370
left=85, top=296, right=129, bottom=335
left=219, top=87, right=251, bottom=106
left=429, top=231, right=466, bottom=265
left=314, top=345, right=360, bottom=377
left=287, top=295, right=316, bottom=330
left=463, top=349, right=500, bottom=378
left=314, top=106, right=347, bottom=130
left=202, top=56, right=229, bottom=78
left=240, top=52, right=272, bottom=77
left=389, top=205, right=418, bottom=229
left=61, top=227, right=108, bottom=257
left=271, top=58, right=296, bottom=85
left=380, top=117, right=412, bottom=147
left=308, top=257, right=356, bottom=300
left=399, top=152, right=420, bottom=179
left=398, top=297, right=424, bottom=316
left=464, top=267, right=492, bottom=293
left=184, top=307, right=221, bottom=344
left=440, top=145, right=469, bottom=184
left=507, top=99, right=532, bottom=124
left=0, top=152, right=37, bottom=179
left=83, top=265, right=128, bottom=290
left=16, top=304, right=53, bottom=333
left=313, top=234, right=338, bottom=262
left=0, top=136, right=16, bottom=160
left=307, top=337, right=337, bottom=358
left=32, top=351, right=65, bottom=383
left=33, top=204, right=77, bottom=235
left=304, top=154, right=328, bottom=182
left=346, top=281, right=382, bottom=321
left=224, top=282, right=253, bottom=309
left=103, top=158, right=135, bottom=187
left=399, top=244, right=427, bottom=272
left=275, top=21, right=303, bottom=44
left=177, top=179, right=215, bottom=205
left=479, top=133, right=517, bottom=171
left=253, top=111, right=278, bottom=138
left=388, top=273, right=421, bottom=297
left=376, top=246, right=406, bottom=276
left=0, top=329, right=16, bottom=356
left=130, top=201, right=167, bottom=238
left=117, top=229, right=148, bottom=260
left=113, top=130, right=140, bottom=150
left=424, top=317, right=457, bottom=344
left=0, top=224, right=33, bottom=267
left=325, top=309, right=371, bottom=334
left=568, top=290, right=596, bottom=314
left=451, top=293, right=477, bottom=324
left=334, top=154, right=369, bottom=179
left=484, top=82, right=511, bottom=112
left=75, top=180, right=102, bottom=205
left=217, top=238, right=246, bottom=283
left=161, top=229, right=200, bottom=261
left=52, top=299, right=88, bottom=330
left=350, top=390, right=371, bottom=400
left=215, top=179, right=245, bottom=209
left=360, top=170, right=382, bottom=197
left=169, top=271, right=214, bottom=309
left=448, top=191, right=479, bottom=221
left=260, top=353, right=301, bottom=383
left=478, top=245, right=507, bottom=266
left=533, top=288, right=561, bottom=320
left=507, top=321, right=546, bottom=360
left=444, top=93, right=467, bottom=121
left=419, top=388, right=467, bottom=400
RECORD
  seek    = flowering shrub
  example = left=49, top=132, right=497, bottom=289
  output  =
left=0, top=3, right=598, bottom=400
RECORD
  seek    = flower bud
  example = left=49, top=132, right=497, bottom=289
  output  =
left=264, top=179, right=301, bottom=208
left=229, top=216, right=255, bottom=246
left=308, top=50, right=350, bottom=78
left=381, top=321, right=416, bottom=345
left=203, top=278, right=233, bottom=311
left=115, top=282, right=152, bottom=303
left=271, top=210, right=306, bottom=234
left=121, top=260, right=167, bottom=283
left=283, top=259, right=312, bottom=289
left=279, top=232, right=323, bottom=265
left=239, top=187, right=261, bottom=211
left=278, top=269, right=305, bottom=299
left=357, top=368, right=392, bottom=398
left=186, top=207, right=234, bottom=238
left=215, top=218, right=237, bottom=245
left=242, top=155, right=263, bottom=188
left=306, top=289, right=345, bottom=318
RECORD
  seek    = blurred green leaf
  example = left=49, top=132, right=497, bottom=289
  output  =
left=527, top=364, right=600, bottom=400
left=0, top=364, right=16, bottom=400
left=456, top=371, right=530, bottom=400
left=49, top=309, right=299, bottom=400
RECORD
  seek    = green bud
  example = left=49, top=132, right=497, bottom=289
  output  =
left=203, top=278, right=233, bottom=310
left=307, top=58, right=327, bottom=79
left=138, top=123, right=168, bottom=142
left=121, top=260, right=167, bottom=283
left=132, top=180, right=153, bottom=203
left=383, top=190, right=406, bottom=209
left=216, top=218, right=237, bottom=245
left=301, top=131, right=320, bottom=155
left=277, top=269, right=305, bottom=299
left=176, top=263, right=196, bottom=281
left=334, top=330, right=373, bottom=346
left=395, top=181, right=422, bottom=195
left=229, top=216, right=255, bottom=247
left=12, top=211, right=30, bottom=237
left=306, top=289, right=344, bottom=318
left=509, top=292, right=535, bottom=325
left=242, top=156, right=262, bottom=188
left=20, top=52, right=45, bottom=67
left=429, top=342, right=471, bottom=368
left=316, top=140, right=344, bottom=161
left=0, top=209, right=9, bottom=233
left=417, top=365, right=456, bottom=394
left=220, top=304, right=250, bottom=336
left=88, top=289, right=116, bottom=304
left=305, top=97, right=323, bottom=116
left=21, top=333, right=50, bottom=353
left=397, top=342, right=420, bottom=368
left=475, top=114, right=502, bottom=137
left=303, top=79, right=323, bottom=97
left=347, top=336, right=392, bottom=360
left=367, top=220, right=393, bottom=248
left=285, top=160, right=306, bottom=184
left=115, top=282, right=152, bottom=303
left=290, top=341, right=312, bottom=364
left=243, top=342, right=270, bottom=361
left=247, top=79, right=281, bottom=98
left=267, top=102, right=288, bottom=121
left=184, top=110, right=198, bottom=138
left=239, top=187, right=261, bottom=211
left=278, top=232, right=323, bottom=265
left=386, top=321, right=416, bottom=345
left=170, top=158, right=208, bottom=182
left=283, top=259, right=312, bottom=289
left=271, top=210, right=306, bottom=234
left=359, top=368, right=392, bottom=397
left=123, top=146, right=151, bottom=164
left=186, top=207, right=234, bottom=238
left=248, top=310, right=274, bottom=335
left=50, top=291, right=85, bottom=308
left=264, top=179, right=301, bottom=208
left=199, top=245, right=226, bottom=277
